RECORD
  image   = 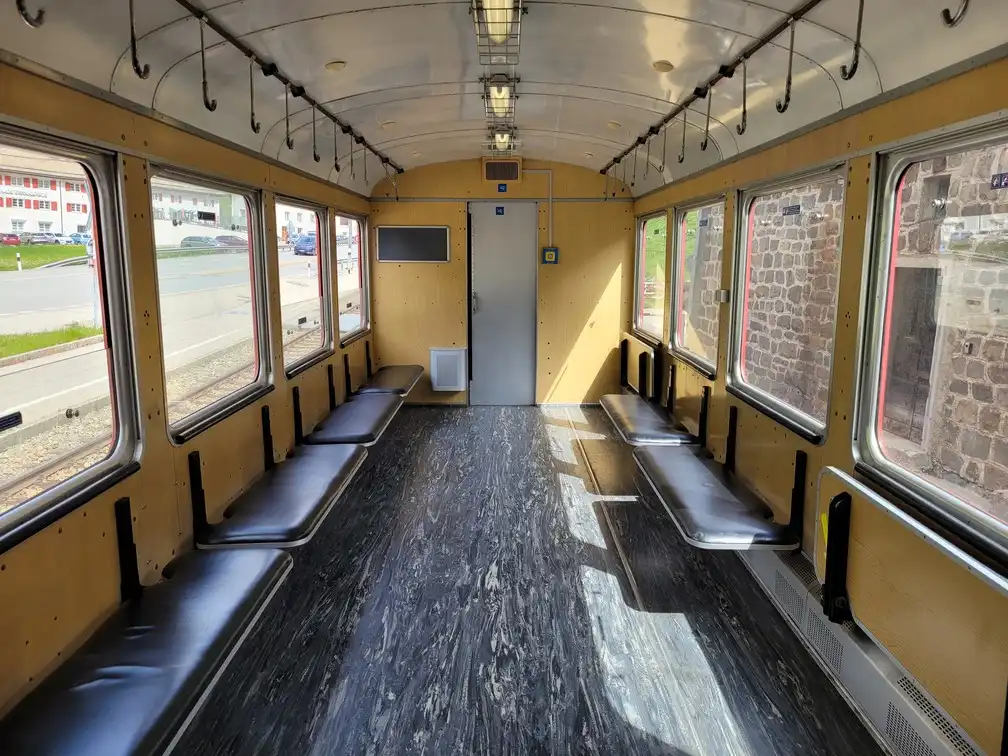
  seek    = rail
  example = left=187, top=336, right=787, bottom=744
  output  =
left=816, top=466, right=1008, bottom=599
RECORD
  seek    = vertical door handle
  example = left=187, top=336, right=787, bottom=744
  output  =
left=472, top=291, right=479, bottom=314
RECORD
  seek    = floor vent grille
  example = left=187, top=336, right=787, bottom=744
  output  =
left=896, top=678, right=981, bottom=756
left=778, top=550, right=818, bottom=587
left=805, top=608, right=844, bottom=674
left=887, top=701, right=938, bottom=756
left=774, top=570, right=806, bottom=626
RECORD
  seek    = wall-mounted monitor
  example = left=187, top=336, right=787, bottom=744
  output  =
left=376, top=226, right=450, bottom=263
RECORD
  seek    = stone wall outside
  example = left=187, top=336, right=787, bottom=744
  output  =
left=678, top=201, right=724, bottom=364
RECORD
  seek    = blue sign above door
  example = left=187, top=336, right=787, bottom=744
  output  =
left=496, top=206, right=505, bottom=215
left=498, top=183, right=508, bottom=193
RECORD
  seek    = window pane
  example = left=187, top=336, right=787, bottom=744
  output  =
left=740, top=176, right=845, bottom=423
left=636, top=214, right=667, bottom=338
left=276, top=201, right=327, bottom=368
left=878, top=144, right=1008, bottom=527
left=150, top=176, right=262, bottom=428
left=337, top=216, right=366, bottom=340
left=676, top=201, right=725, bottom=368
left=0, top=144, right=114, bottom=515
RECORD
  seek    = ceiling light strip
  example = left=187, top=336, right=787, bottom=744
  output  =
left=599, top=0, right=829, bottom=175
left=172, top=0, right=404, bottom=174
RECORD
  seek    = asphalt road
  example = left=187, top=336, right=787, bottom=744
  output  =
left=0, top=251, right=361, bottom=429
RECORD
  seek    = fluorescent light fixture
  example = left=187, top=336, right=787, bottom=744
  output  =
left=489, top=82, right=512, bottom=117
left=494, top=130, right=512, bottom=150
left=483, top=0, right=515, bottom=44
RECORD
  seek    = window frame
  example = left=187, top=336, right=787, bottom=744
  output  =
left=148, top=166, right=273, bottom=444
left=338, top=212, right=372, bottom=347
left=856, top=126, right=1008, bottom=557
left=670, top=195, right=727, bottom=379
left=274, top=195, right=334, bottom=378
left=0, top=127, right=140, bottom=553
left=632, top=210, right=669, bottom=346
left=728, top=166, right=847, bottom=445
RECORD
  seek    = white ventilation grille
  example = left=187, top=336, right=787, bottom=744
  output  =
left=778, top=550, right=818, bottom=588
left=430, top=348, right=467, bottom=391
left=887, top=702, right=939, bottom=756
left=805, top=609, right=844, bottom=674
left=895, top=678, right=981, bottom=756
left=774, top=570, right=806, bottom=627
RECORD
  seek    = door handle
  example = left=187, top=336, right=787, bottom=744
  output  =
left=472, top=291, right=479, bottom=314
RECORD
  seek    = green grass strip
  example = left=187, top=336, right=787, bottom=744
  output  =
left=0, top=322, right=103, bottom=358
left=0, top=244, right=86, bottom=271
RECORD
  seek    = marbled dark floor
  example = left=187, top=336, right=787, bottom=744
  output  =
left=177, top=406, right=883, bottom=756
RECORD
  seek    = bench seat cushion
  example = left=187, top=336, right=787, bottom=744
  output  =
left=357, top=364, right=423, bottom=396
left=0, top=549, right=292, bottom=756
left=200, top=444, right=367, bottom=548
left=600, top=393, right=695, bottom=446
left=305, top=393, right=403, bottom=446
left=634, top=445, right=798, bottom=550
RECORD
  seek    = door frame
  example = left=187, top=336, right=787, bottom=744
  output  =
left=467, top=200, right=540, bottom=405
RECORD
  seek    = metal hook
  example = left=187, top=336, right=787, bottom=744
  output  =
left=128, top=0, right=149, bottom=79
left=333, top=122, right=340, bottom=173
left=363, top=148, right=368, bottom=185
left=776, top=18, right=795, bottom=114
left=941, top=0, right=969, bottom=27
left=620, top=158, right=626, bottom=188
left=350, top=139, right=355, bottom=179
left=700, top=88, right=712, bottom=151
left=198, top=18, right=217, bottom=112
left=644, top=139, right=651, bottom=178
left=660, top=125, right=668, bottom=172
left=311, top=105, right=320, bottom=163
left=16, top=0, right=44, bottom=27
left=678, top=109, right=686, bottom=164
left=737, top=58, right=748, bottom=136
left=841, top=0, right=864, bottom=80
left=284, top=86, right=294, bottom=150
left=602, top=167, right=609, bottom=201
left=249, top=60, right=260, bottom=134
left=631, top=146, right=637, bottom=187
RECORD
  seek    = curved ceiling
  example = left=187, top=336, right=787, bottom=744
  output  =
left=0, top=0, right=1004, bottom=196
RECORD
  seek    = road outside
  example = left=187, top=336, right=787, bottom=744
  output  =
left=0, top=248, right=361, bottom=513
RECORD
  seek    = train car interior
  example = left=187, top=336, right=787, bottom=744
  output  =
left=0, top=0, right=1006, bottom=753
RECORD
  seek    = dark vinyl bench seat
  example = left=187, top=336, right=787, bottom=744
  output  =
left=358, top=364, right=423, bottom=396
left=199, top=444, right=367, bottom=548
left=0, top=548, right=292, bottom=756
left=305, top=393, right=403, bottom=446
left=600, top=393, right=696, bottom=446
left=634, top=445, right=799, bottom=550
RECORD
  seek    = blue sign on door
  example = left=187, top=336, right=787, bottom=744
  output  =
left=496, top=206, right=505, bottom=215
left=498, top=183, right=508, bottom=193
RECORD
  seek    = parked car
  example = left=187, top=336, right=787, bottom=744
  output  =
left=30, top=232, right=57, bottom=245
left=294, top=233, right=318, bottom=256
left=1, top=233, right=20, bottom=246
left=19, top=232, right=32, bottom=244
left=52, top=233, right=75, bottom=245
left=180, top=235, right=221, bottom=248
left=69, top=233, right=93, bottom=245
left=215, top=234, right=248, bottom=248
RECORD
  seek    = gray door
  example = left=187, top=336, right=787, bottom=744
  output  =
left=469, top=201, right=537, bottom=405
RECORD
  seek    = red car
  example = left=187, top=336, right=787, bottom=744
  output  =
left=2, top=233, right=21, bottom=245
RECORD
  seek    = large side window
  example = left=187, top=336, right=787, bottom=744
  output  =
left=674, top=199, right=725, bottom=373
left=735, top=172, right=845, bottom=431
left=635, top=213, right=667, bottom=340
left=275, top=199, right=331, bottom=373
left=337, top=215, right=368, bottom=342
left=0, top=139, right=135, bottom=524
left=149, top=173, right=269, bottom=436
left=867, top=138, right=1008, bottom=536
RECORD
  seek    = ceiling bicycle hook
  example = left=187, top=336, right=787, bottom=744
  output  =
left=841, top=0, right=864, bottom=80
left=678, top=109, right=686, bottom=164
left=700, top=88, right=712, bottom=151
left=644, top=138, right=651, bottom=178
left=128, top=0, right=148, bottom=79
left=16, top=0, right=44, bottom=28
left=248, top=59, right=260, bottom=134
left=198, top=17, right=217, bottom=112
left=311, top=105, right=320, bottom=163
left=776, top=18, right=796, bottom=114
left=941, top=0, right=969, bottom=27
left=284, top=85, right=294, bottom=150
left=737, top=58, right=748, bottom=136
left=333, top=122, right=340, bottom=173
left=659, top=124, right=668, bottom=172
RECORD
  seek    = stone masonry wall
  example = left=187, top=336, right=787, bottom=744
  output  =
left=742, top=178, right=845, bottom=422
left=891, top=144, right=1008, bottom=516
left=678, top=202, right=724, bottom=364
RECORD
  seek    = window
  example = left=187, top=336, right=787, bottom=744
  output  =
left=38, top=221, right=52, bottom=232
left=673, top=199, right=726, bottom=373
left=865, top=136, right=1008, bottom=537
left=275, top=199, right=331, bottom=372
left=150, top=173, right=269, bottom=435
left=0, top=138, right=135, bottom=527
left=10, top=198, right=25, bottom=209
left=635, top=213, right=668, bottom=340
left=337, top=215, right=368, bottom=341
left=735, top=171, right=845, bottom=430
